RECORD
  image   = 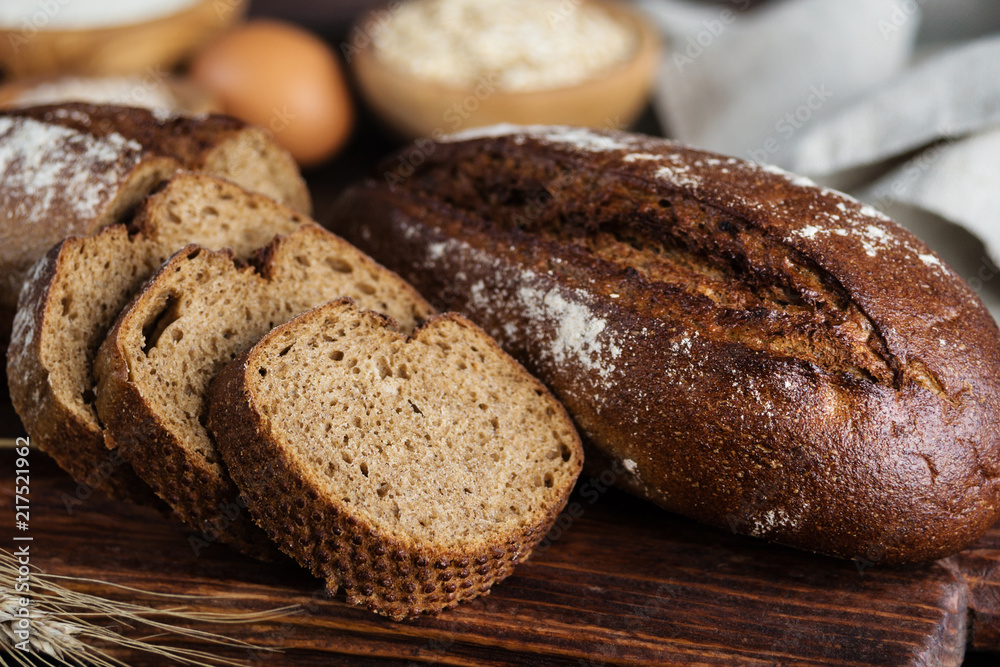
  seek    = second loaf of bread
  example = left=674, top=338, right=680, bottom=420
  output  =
left=0, top=103, right=310, bottom=325
left=330, top=124, right=1000, bottom=565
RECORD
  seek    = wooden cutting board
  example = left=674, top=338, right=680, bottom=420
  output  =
left=5, top=414, right=1000, bottom=666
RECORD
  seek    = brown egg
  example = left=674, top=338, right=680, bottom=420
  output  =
left=191, top=19, right=353, bottom=167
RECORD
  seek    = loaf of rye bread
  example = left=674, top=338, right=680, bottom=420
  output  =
left=330, top=124, right=1000, bottom=564
left=7, top=173, right=307, bottom=504
left=0, top=103, right=310, bottom=340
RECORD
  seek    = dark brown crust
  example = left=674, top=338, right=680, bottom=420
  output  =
left=12, top=104, right=245, bottom=160
left=329, top=126, right=1000, bottom=564
left=10, top=104, right=309, bottom=213
left=6, top=239, right=159, bottom=504
left=207, top=300, right=580, bottom=620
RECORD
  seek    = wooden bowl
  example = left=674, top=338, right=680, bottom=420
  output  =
left=351, top=0, right=662, bottom=139
left=0, top=0, right=247, bottom=78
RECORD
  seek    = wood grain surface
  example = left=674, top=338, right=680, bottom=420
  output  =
left=4, top=445, right=995, bottom=666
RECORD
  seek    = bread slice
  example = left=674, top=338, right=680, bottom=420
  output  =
left=6, top=173, right=308, bottom=503
left=94, top=226, right=434, bottom=555
left=0, top=103, right=310, bottom=316
left=208, top=299, right=584, bottom=619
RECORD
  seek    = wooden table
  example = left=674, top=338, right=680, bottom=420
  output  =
left=5, top=438, right=1000, bottom=666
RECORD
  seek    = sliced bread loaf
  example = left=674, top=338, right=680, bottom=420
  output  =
left=208, top=299, right=584, bottom=619
left=7, top=173, right=307, bottom=503
left=0, top=103, right=310, bottom=320
left=94, top=226, right=434, bottom=555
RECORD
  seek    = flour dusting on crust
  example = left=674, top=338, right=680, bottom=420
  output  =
left=442, top=125, right=954, bottom=277
left=442, top=124, right=639, bottom=152
left=515, top=277, right=621, bottom=381
left=0, top=115, right=143, bottom=224
left=10, top=253, right=53, bottom=351
left=409, top=224, right=623, bottom=392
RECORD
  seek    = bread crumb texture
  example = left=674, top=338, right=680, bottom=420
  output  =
left=210, top=300, right=583, bottom=619
left=95, top=224, right=433, bottom=557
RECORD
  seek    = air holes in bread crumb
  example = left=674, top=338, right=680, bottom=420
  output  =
left=409, top=400, right=423, bottom=416
left=325, top=257, right=353, bottom=273
left=377, top=483, right=390, bottom=498
left=295, top=255, right=311, bottom=267
left=330, top=350, right=344, bottom=361
left=278, top=344, right=293, bottom=357
left=358, top=282, right=376, bottom=295
left=544, top=473, right=554, bottom=488
left=377, top=356, right=391, bottom=379
left=141, top=294, right=180, bottom=355
left=360, top=461, right=369, bottom=477
left=202, top=206, right=219, bottom=217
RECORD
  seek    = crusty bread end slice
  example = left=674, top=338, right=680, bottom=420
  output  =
left=0, top=104, right=311, bottom=314
left=6, top=173, right=307, bottom=504
left=208, top=299, right=584, bottom=619
left=94, top=225, right=434, bottom=555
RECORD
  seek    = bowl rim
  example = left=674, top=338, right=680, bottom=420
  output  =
left=350, top=0, right=662, bottom=98
left=0, top=0, right=246, bottom=37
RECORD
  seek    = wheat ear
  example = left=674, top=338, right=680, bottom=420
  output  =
left=1, top=549, right=299, bottom=666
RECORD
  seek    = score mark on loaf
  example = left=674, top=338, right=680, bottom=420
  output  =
left=331, top=124, right=1000, bottom=565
